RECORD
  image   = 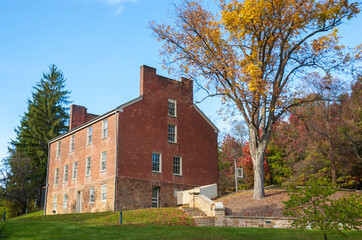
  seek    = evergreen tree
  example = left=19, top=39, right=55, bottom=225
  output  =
left=9, top=64, right=70, bottom=208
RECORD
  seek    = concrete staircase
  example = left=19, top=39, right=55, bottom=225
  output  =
left=181, top=207, right=215, bottom=227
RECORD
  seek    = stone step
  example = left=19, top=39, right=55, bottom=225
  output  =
left=181, top=207, right=207, bottom=217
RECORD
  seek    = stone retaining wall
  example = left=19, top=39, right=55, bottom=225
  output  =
left=225, top=216, right=293, bottom=228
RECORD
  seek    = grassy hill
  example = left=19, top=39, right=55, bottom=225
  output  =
left=0, top=208, right=361, bottom=240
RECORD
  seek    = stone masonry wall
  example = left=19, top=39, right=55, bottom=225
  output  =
left=116, top=176, right=194, bottom=210
left=225, top=216, right=293, bottom=228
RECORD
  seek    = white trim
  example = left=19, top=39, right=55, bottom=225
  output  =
left=63, top=194, right=68, bottom=209
left=173, top=156, right=182, bottom=176
left=69, top=135, right=75, bottom=153
left=63, top=165, right=69, bottom=183
left=54, top=168, right=59, bottom=185
left=49, top=96, right=143, bottom=144
left=72, top=161, right=78, bottom=180
left=89, top=187, right=95, bottom=203
left=100, top=151, right=107, bottom=172
left=87, top=126, right=92, bottom=145
left=168, top=99, right=177, bottom=117
left=152, top=152, right=162, bottom=173
left=56, top=141, right=61, bottom=158
left=53, top=195, right=57, bottom=210
left=193, top=105, right=220, bottom=133
left=85, top=156, right=91, bottom=176
left=168, top=124, right=177, bottom=143
left=102, top=119, right=108, bottom=139
left=101, top=184, right=107, bottom=202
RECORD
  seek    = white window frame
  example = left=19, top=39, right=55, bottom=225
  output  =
left=87, top=126, right=93, bottom=145
left=101, top=184, right=107, bottom=202
left=72, top=161, right=78, bottom=180
left=63, top=194, right=68, bottom=209
left=237, top=167, right=244, bottom=178
left=152, top=153, right=162, bottom=173
left=100, top=152, right=107, bottom=172
left=69, top=135, right=75, bottom=153
left=168, top=99, right=177, bottom=117
left=86, top=156, right=91, bottom=176
left=56, top=141, right=61, bottom=158
left=173, top=156, right=182, bottom=176
left=102, top=119, right=108, bottom=139
left=89, top=187, right=95, bottom=203
left=53, top=195, right=57, bottom=210
left=168, top=124, right=177, bottom=143
left=64, top=165, right=68, bottom=182
left=54, top=168, right=59, bottom=185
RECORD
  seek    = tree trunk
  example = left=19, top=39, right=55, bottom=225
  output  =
left=249, top=127, right=268, bottom=199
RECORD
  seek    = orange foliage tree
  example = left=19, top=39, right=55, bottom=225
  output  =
left=151, top=0, right=361, bottom=199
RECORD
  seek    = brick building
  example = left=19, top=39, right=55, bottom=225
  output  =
left=44, top=65, right=219, bottom=214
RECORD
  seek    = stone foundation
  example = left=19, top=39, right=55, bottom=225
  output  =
left=116, top=176, right=194, bottom=210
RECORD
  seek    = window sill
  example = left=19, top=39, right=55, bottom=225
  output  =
left=100, top=170, right=106, bottom=173
left=168, top=141, right=178, bottom=145
left=85, top=174, right=91, bottom=177
left=173, top=174, right=182, bottom=177
left=152, top=171, right=162, bottom=174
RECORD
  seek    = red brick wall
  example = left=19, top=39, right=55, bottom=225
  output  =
left=117, top=65, right=218, bottom=188
left=46, top=114, right=116, bottom=215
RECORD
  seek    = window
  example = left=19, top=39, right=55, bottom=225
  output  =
left=236, top=167, right=244, bottom=178
left=168, top=124, right=177, bottom=143
left=69, top=135, right=75, bottom=152
left=54, top=168, right=59, bottom=185
left=64, top=165, right=68, bottom=182
left=63, top=194, right=68, bottom=209
left=89, top=188, right=95, bottom=203
left=168, top=99, right=176, bottom=117
left=101, top=184, right=107, bottom=202
left=173, top=156, right=182, bottom=175
left=86, top=156, right=91, bottom=176
left=100, top=152, right=107, bottom=172
left=152, top=153, right=161, bottom=173
left=87, top=126, right=93, bottom=145
left=53, top=195, right=57, bottom=210
left=102, top=119, right=108, bottom=139
left=56, top=141, right=61, bottom=158
left=72, top=162, right=78, bottom=180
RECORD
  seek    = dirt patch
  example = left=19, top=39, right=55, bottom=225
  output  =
left=217, top=189, right=360, bottom=217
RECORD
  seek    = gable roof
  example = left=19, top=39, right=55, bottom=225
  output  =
left=49, top=96, right=143, bottom=144
left=193, top=105, right=220, bottom=133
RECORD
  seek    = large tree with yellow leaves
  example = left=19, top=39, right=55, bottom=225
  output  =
left=151, top=0, right=361, bottom=199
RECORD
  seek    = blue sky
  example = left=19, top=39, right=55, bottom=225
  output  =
left=0, top=0, right=361, bottom=161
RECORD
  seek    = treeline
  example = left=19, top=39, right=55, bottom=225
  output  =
left=0, top=65, right=70, bottom=217
left=219, top=77, right=361, bottom=193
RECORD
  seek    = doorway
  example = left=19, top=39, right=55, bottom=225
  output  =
left=76, top=191, right=81, bottom=213
left=152, top=187, right=159, bottom=208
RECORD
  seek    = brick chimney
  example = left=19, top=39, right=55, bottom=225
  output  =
left=69, top=105, right=98, bottom=130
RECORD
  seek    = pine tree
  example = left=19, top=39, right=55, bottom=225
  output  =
left=9, top=64, right=70, bottom=208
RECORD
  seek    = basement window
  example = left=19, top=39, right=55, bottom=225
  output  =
left=89, top=188, right=95, bottom=203
left=63, top=194, right=68, bottom=209
left=53, top=195, right=57, bottom=210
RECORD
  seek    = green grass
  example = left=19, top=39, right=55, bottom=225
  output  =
left=0, top=209, right=361, bottom=240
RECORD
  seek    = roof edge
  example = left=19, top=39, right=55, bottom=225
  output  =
left=193, top=105, right=220, bottom=133
left=49, top=96, right=143, bottom=144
